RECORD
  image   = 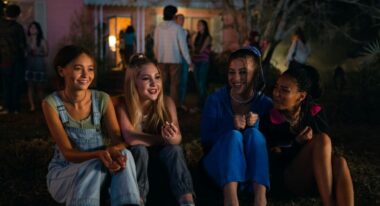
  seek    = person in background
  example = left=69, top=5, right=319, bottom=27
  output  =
left=333, top=65, right=346, bottom=92
left=175, top=13, right=191, bottom=113
left=124, top=25, right=136, bottom=63
left=201, top=47, right=272, bottom=206
left=42, top=45, right=140, bottom=206
left=115, top=53, right=195, bottom=206
left=0, top=4, right=26, bottom=114
left=154, top=5, right=192, bottom=107
left=260, top=65, right=354, bottom=206
left=189, top=19, right=212, bottom=113
left=285, top=27, right=310, bottom=69
left=25, top=21, right=48, bottom=112
left=243, top=30, right=261, bottom=52
left=118, top=28, right=126, bottom=68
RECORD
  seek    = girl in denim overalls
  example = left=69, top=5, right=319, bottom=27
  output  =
left=42, top=45, right=140, bottom=206
left=115, top=53, right=195, bottom=206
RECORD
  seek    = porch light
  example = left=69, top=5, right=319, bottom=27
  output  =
left=108, top=35, right=117, bottom=52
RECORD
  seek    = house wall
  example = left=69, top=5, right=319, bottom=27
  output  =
left=45, top=0, right=85, bottom=62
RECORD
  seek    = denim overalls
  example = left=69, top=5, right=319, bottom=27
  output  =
left=46, top=90, right=140, bottom=206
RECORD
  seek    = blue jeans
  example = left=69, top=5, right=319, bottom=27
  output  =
left=130, top=145, right=194, bottom=202
left=178, top=58, right=189, bottom=106
left=1, top=59, right=25, bottom=112
left=193, top=61, right=209, bottom=108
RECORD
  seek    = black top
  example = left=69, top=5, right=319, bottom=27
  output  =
left=260, top=104, right=329, bottom=154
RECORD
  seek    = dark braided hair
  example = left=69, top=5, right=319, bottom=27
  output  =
left=283, top=65, right=322, bottom=132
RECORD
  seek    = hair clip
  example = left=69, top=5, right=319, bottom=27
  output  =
left=138, top=54, right=144, bottom=58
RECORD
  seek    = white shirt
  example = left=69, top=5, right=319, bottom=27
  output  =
left=154, top=20, right=191, bottom=65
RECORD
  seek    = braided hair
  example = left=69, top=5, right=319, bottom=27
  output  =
left=283, top=65, right=322, bottom=132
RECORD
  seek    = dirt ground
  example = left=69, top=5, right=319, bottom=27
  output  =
left=0, top=90, right=379, bottom=205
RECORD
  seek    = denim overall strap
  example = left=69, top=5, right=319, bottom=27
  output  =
left=53, top=91, right=69, bottom=126
left=91, top=90, right=101, bottom=131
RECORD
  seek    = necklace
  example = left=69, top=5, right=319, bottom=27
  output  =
left=282, top=109, right=301, bottom=128
left=230, top=90, right=254, bottom=104
left=64, top=90, right=87, bottom=105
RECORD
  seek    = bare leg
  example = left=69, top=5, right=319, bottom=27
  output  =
left=253, top=183, right=266, bottom=206
left=284, top=141, right=315, bottom=195
left=224, top=182, right=239, bottom=206
left=27, top=82, right=35, bottom=111
left=312, top=133, right=334, bottom=206
left=333, top=156, right=354, bottom=206
left=284, top=133, right=334, bottom=206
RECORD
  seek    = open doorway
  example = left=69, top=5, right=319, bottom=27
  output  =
left=108, top=16, right=132, bottom=70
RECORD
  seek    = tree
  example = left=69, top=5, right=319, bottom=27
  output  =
left=216, top=0, right=380, bottom=67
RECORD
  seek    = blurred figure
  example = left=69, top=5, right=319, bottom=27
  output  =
left=154, top=5, right=192, bottom=106
left=175, top=13, right=191, bottom=113
left=190, top=19, right=212, bottom=113
left=244, top=30, right=261, bottom=51
left=286, top=27, right=310, bottom=69
left=0, top=4, right=27, bottom=114
left=118, top=28, right=126, bottom=67
left=124, top=25, right=136, bottom=63
left=25, top=21, right=48, bottom=112
left=145, top=27, right=155, bottom=61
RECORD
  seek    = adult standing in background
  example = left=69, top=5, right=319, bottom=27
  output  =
left=118, top=28, right=126, bottom=68
left=190, top=19, right=212, bottom=113
left=0, top=4, right=27, bottom=115
left=154, top=5, right=192, bottom=107
left=25, top=21, right=49, bottom=112
left=286, top=27, right=310, bottom=69
left=175, top=13, right=191, bottom=112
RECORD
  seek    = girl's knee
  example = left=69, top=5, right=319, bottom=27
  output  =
left=333, top=156, right=349, bottom=174
left=160, top=145, right=184, bottom=158
left=223, top=129, right=243, bottom=143
left=313, top=133, right=332, bottom=150
left=130, top=145, right=149, bottom=158
left=120, top=148, right=132, bottom=156
left=244, top=128, right=266, bottom=146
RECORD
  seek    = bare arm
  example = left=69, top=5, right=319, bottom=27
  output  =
left=161, top=96, right=182, bottom=145
left=42, top=98, right=127, bottom=172
left=115, top=104, right=165, bottom=146
left=42, top=100, right=109, bottom=163
left=102, top=99, right=129, bottom=169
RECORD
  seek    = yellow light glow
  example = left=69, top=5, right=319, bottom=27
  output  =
left=108, top=35, right=117, bottom=52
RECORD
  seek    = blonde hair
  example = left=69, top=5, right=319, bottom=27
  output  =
left=123, top=53, right=171, bottom=134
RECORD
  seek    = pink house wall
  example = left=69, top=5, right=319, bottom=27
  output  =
left=45, top=0, right=85, bottom=68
